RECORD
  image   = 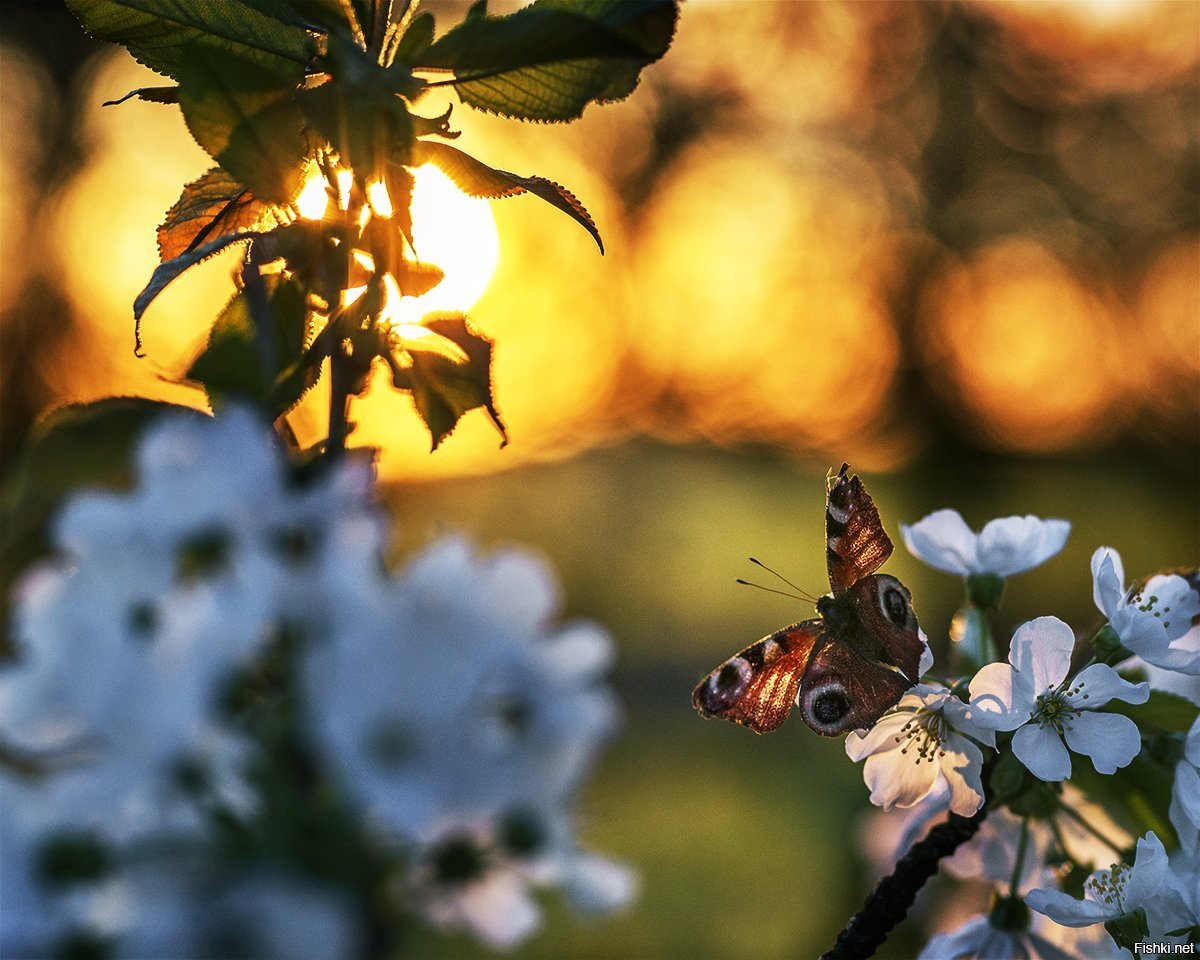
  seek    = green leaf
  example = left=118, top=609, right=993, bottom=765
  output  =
left=299, top=32, right=414, bottom=182
left=418, top=0, right=678, bottom=122
left=0, top=399, right=188, bottom=655
left=393, top=10, right=435, bottom=63
left=134, top=230, right=260, bottom=324
left=186, top=276, right=310, bottom=414
left=1108, top=690, right=1200, bottom=735
left=158, top=167, right=283, bottom=262
left=65, top=0, right=314, bottom=81
left=413, top=140, right=602, bottom=252
left=102, top=85, right=179, bottom=106
left=279, top=0, right=357, bottom=34
left=177, top=45, right=308, bottom=203
left=389, top=312, right=505, bottom=450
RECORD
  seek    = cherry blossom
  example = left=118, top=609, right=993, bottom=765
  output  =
left=846, top=683, right=992, bottom=816
left=967, top=617, right=1149, bottom=781
left=302, top=534, right=630, bottom=949
left=901, top=510, right=1070, bottom=578
left=1171, top=717, right=1200, bottom=856
left=917, top=912, right=1085, bottom=960
left=1092, top=548, right=1200, bottom=675
left=1026, top=833, right=1193, bottom=943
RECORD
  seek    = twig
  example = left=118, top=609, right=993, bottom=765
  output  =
left=819, top=805, right=989, bottom=960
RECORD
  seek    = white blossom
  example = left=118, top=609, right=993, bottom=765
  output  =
left=1171, top=717, right=1200, bottom=856
left=102, top=866, right=360, bottom=960
left=846, top=683, right=992, bottom=816
left=967, top=617, right=1149, bottom=781
left=1, top=409, right=379, bottom=843
left=917, top=912, right=1084, bottom=960
left=303, top=534, right=631, bottom=949
left=1092, top=549, right=1200, bottom=675
left=901, top=510, right=1070, bottom=578
left=1026, top=833, right=1193, bottom=943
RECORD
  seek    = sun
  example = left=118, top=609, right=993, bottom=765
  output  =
left=393, top=163, right=500, bottom=324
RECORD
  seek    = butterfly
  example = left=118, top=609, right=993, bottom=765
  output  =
left=692, top=464, right=925, bottom=736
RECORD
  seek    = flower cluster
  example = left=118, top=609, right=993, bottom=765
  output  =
left=0, top=409, right=631, bottom=957
left=850, top=508, right=1200, bottom=958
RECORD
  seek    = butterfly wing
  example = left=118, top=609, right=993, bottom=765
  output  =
left=797, top=641, right=914, bottom=736
left=692, top=620, right=823, bottom=734
left=826, top=463, right=893, bottom=595
left=798, top=574, right=925, bottom=736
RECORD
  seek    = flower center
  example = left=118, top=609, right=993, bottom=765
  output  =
left=893, top=708, right=948, bottom=763
left=1129, top=590, right=1173, bottom=631
left=1031, top=684, right=1084, bottom=735
left=1085, top=863, right=1129, bottom=913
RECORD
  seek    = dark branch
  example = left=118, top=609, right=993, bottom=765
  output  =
left=819, top=805, right=989, bottom=960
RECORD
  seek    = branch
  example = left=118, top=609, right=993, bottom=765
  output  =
left=819, top=805, right=989, bottom=960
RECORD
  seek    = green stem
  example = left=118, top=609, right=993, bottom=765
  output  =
left=1009, top=817, right=1030, bottom=898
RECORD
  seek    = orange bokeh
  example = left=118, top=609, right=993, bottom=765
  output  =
left=917, top=240, right=1126, bottom=452
left=6, top=0, right=1196, bottom=478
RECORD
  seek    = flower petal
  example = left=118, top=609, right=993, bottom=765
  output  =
left=1170, top=762, right=1200, bottom=855
left=915, top=916, right=992, bottom=960
left=1013, top=724, right=1072, bottom=781
left=1010, top=617, right=1075, bottom=694
left=845, top=711, right=914, bottom=762
left=976, top=516, right=1070, bottom=577
left=1062, top=711, right=1142, bottom=775
left=939, top=733, right=985, bottom=816
left=1186, top=716, right=1200, bottom=767
left=1065, top=664, right=1149, bottom=708
left=967, top=662, right=1031, bottom=730
left=1091, top=547, right=1125, bottom=621
left=918, top=629, right=934, bottom=676
left=900, top=510, right=978, bottom=576
left=564, top=854, right=638, bottom=914
left=863, top=749, right=939, bottom=810
left=1026, top=886, right=1119, bottom=926
left=1124, top=832, right=1169, bottom=909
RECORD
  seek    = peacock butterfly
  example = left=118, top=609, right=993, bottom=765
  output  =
left=692, top=464, right=925, bottom=736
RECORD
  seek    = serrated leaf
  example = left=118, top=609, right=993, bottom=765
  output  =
left=134, top=230, right=260, bottom=323
left=392, top=260, right=445, bottom=298
left=299, top=32, right=414, bottom=183
left=186, top=276, right=310, bottom=414
left=410, top=104, right=460, bottom=140
left=413, top=140, right=602, bottom=252
left=158, top=167, right=284, bottom=262
left=177, top=45, right=308, bottom=203
left=418, top=0, right=677, bottom=122
left=390, top=312, right=505, bottom=450
left=393, top=10, right=435, bottom=63
left=279, top=0, right=354, bottom=33
left=65, top=0, right=313, bottom=81
left=103, top=85, right=179, bottom=106
left=1108, top=690, right=1200, bottom=735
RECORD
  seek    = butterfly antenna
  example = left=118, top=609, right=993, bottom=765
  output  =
left=735, top=579, right=810, bottom=602
left=747, top=557, right=819, bottom=603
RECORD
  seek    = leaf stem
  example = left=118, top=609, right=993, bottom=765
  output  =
left=1009, top=817, right=1029, bottom=898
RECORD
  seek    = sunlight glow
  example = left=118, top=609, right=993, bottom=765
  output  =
left=389, top=163, right=499, bottom=324
left=365, top=178, right=394, bottom=219
left=295, top=171, right=329, bottom=220
left=336, top=169, right=353, bottom=211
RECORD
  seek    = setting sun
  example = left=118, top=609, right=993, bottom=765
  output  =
left=395, top=163, right=500, bottom=323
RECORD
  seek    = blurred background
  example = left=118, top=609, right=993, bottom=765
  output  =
left=1, top=1, right=1197, bottom=956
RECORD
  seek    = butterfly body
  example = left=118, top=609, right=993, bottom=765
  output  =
left=692, top=465, right=924, bottom=737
